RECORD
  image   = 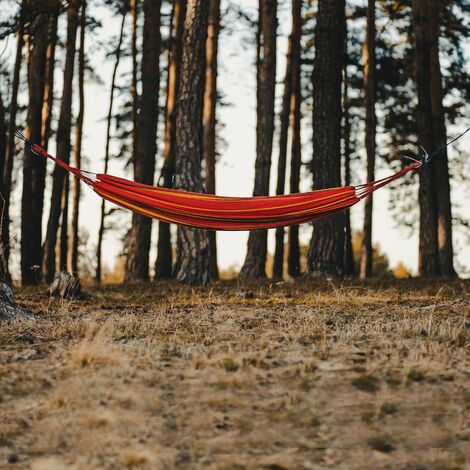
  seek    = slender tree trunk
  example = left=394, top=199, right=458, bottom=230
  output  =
left=125, top=0, right=162, bottom=281
left=155, top=0, right=187, bottom=279
left=1, top=31, right=23, bottom=271
left=172, top=0, right=210, bottom=286
left=342, top=62, right=355, bottom=277
left=42, top=0, right=81, bottom=283
left=240, top=0, right=277, bottom=279
left=412, top=0, right=440, bottom=277
left=0, top=93, right=6, bottom=192
left=272, top=31, right=293, bottom=280
left=359, top=0, right=376, bottom=279
left=131, top=0, right=139, bottom=165
left=307, top=0, right=346, bottom=278
left=429, top=1, right=455, bottom=277
left=69, top=0, right=86, bottom=276
left=203, top=0, right=220, bottom=280
left=21, top=13, right=48, bottom=285
left=95, top=13, right=126, bottom=283
left=41, top=5, right=60, bottom=152
left=59, top=177, right=69, bottom=270
left=287, top=0, right=302, bottom=279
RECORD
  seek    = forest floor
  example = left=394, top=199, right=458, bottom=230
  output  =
left=0, top=279, right=469, bottom=469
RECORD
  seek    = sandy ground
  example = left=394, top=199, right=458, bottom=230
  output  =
left=0, top=279, right=469, bottom=469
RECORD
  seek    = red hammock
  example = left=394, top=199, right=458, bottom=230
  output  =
left=30, top=143, right=421, bottom=230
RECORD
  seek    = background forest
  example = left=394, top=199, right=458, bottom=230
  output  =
left=0, top=0, right=469, bottom=287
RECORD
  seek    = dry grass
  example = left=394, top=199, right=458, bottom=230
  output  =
left=0, top=279, right=469, bottom=469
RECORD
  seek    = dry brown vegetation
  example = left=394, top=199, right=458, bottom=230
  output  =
left=0, top=279, right=469, bottom=469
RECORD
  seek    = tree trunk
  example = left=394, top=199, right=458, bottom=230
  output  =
left=272, top=29, right=293, bottom=281
left=125, top=0, right=162, bottom=281
left=342, top=62, right=355, bottom=277
left=69, top=0, right=86, bottom=276
left=172, top=0, right=210, bottom=286
left=41, top=5, right=60, bottom=152
left=42, top=0, right=81, bottom=284
left=131, top=0, right=139, bottom=165
left=240, top=0, right=277, bottom=279
left=359, top=0, right=376, bottom=279
left=59, top=177, right=69, bottom=270
left=412, top=0, right=440, bottom=277
left=2, top=31, right=23, bottom=271
left=0, top=93, right=6, bottom=193
left=287, top=0, right=302, bottom=279
left=155, top=0, right=187, bottom=279
left=95, top=12, right=126, bottom=283
left=0, top=241, right=30, bottom=321
left=307, top=0, right=346, bottom=278
left=203, top=0, right=221, bottom=280
left=21, top=13, right=49, bottom=286
left=429, top=1, right=455, bottom=277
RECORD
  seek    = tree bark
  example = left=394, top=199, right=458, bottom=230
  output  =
left=240, top=0, right=277, bottom=279
left=155, top=0, right=187, bottom=279
left=42, top=0, right=81, bottom=284
left=429, top=1, right=455, bottom=277
left=172, top=0, right=210, bottom=286
left=130, top=0, right=139, bottom=165
left=125, top=0, right=162, bottom=281
left=0, top=93, right=6, bottom=194
left=203, top=0, right=221, bottom=280
left=95, top=12, right=126, bottom=283
left=287, top=0, right=302, bottom=279
left=2, top=31, right=23, bottom=271
left=342, top=62, right=355, bottom=277
left=272, top=29, right=293, bottom=281
left=412, top=0, right=440, bottom=277
left=307, top=0, right=346, bottom=278
left=359, top=0, right=376, bottom=279
left=69, top=0, right=86, bottom=276
left=59, top=177, right=69, bottom=270
left=21, top=12, right=49, bottom=285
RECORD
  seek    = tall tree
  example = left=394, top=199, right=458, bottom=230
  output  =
left=1, top=30, right=23, bottom=271
left=42, top=0, right=81, bottom=283
left=307, top=0, right=346, bottom=277
left=21, top=12, right=49, bottom=285
left=272, top=25, right=293, bottom=280
left=130, top=0, right=139, bottom=164
left=69, top=0, right=87, bottom=275
left=172, top=0, right=210, bottom=285
left=203, top=0, right=221, bottom=280
left=155, top=0, right=187, bottom=279
left=240, top=0, right=277, bottom=279
left=359, top=0, right=376, bottom=279
left=411, top=0, right=440, bottom=277
left=96, top=11, right=127, bottom=282
left=287, top=0, right=302, bottom=279
left=125, top=0, right=162, bottom=281
left=342, top=62, right=355, bottom=277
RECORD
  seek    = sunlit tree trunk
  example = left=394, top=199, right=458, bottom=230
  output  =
left=412, top=0, right=440, bottom=277
left=287, top=0, right=302, bottom=279
left=1, top=30, right=23, bottom=272
left=125, top=0, right=162, bottom=281
left=203, top=0, right=221, bottom=280
left=359, top=0, right=376, bottom=279
left=21, top=13, right=48, bottom=285
left=172, top=0, right=210, bottom=285
left=155, top=0, right=187, bottom=279
left=42, top=0, right=81, bottom=283
left=69, top=0, right=86, bottom=276
left=240, top=0, right=277, bottom=279
left=429, top=1, right=455, bottom=277
left=307, top=0, right=346, bottom=278
left=95, top=12, right=126, bottom=283
left=272, top=31, right=293, bottom=281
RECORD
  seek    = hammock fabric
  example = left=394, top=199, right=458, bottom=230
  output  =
left=30, top=143, right=421, bottom=231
